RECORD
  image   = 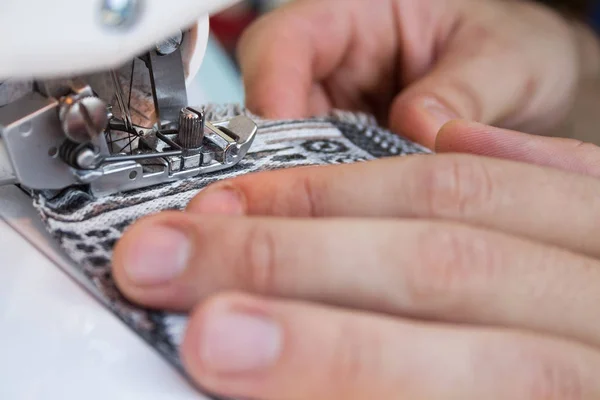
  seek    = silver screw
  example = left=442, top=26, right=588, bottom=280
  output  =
left=76, top=148, right=99, bottom=170
left=59, top=95, right=109, bottom=143
left=225, top=145, right=240, bottom=164
left=156, top=30, right=183, bottom=56
left=100, top=0, right=141, bottom=29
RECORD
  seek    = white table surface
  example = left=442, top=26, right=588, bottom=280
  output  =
left=0, top=187, right=201, bottom=400
left=0, top=35, right=242, bottom=399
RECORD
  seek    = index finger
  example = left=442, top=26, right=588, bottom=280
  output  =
left=186, top=150, right=600, bottom=259
left=236, top=0, right=352, bottom=118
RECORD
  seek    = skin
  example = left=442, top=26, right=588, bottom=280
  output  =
left=111, top=0, right=600, bottom=398
left=236, top=0, right=599, bottom=148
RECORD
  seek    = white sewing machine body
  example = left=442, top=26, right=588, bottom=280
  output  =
left=0, top=1, right=247, bottom=398
left=0, top=0, right=239, bottom=80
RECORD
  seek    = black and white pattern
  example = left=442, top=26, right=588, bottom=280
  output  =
left=31, top=104, right=429, bottom=391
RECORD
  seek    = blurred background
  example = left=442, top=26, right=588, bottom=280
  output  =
left=191, top=0, right=290, bottom=105
left=209, top=0, right=292, bottom=61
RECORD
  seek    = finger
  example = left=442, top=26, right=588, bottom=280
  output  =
left=186, top=152, right=600, bottom=258
left=182, top=292, right=600, bottom=400
left=307, top=83, right=332, bottom=117
left=436, top=120, right=600, bottom=177
left=112, top=212, right=600, bottom=348
left=388, top=2, right=577, bottom=148
left=237, top=0, right=352, bottom=118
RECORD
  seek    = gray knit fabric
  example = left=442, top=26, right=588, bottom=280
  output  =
left=31, top=104, right=429, bottom=396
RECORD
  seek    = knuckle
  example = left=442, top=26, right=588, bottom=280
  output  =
left=571, top=140, right=597, bottom=152
left=439, top=79, right=484, bottom=122
left=238, top=223, right=278, bottom=295
left=473, top=338, right=584, bottom=400
left=413, top=155, right=495, bottom=219
left=526, top=358, right=584, bottom=400
left=328, top=321, right=383, bottom=385
left=571, top=140, right=600, bottom=177
left=299, top=173, right=325, bottom=217
left=504, top=343, right=583, bottom=400
left=251, top=171, right=325, bottom=217
left=404, top=225, right=498, bottom=312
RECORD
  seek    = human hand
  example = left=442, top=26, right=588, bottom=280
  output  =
left=236, top=0, right=599, bottom=149
left=112, top=121, right=600, bottom=399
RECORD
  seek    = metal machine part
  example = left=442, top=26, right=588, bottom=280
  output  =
left=145, top=43, right=189, bottom=125
left=59, top=91, right=109, bottom=143
left=100, top=0, right=142, bottom=30
left=178, top=107, right=205, bottom=149
left=0, top=27, right=257, bottom=197
left=156, top=31, right=185, bottom=56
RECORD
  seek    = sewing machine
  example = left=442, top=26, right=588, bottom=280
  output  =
left=0, top=0, right=257, bottom=197
left=0, top=1, right=250, bottom=398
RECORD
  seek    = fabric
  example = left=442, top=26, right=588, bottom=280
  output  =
left=32, top=104, right=429, bottom=386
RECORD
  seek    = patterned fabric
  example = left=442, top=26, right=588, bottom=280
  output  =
left=31, top=104, right=429, bottom=394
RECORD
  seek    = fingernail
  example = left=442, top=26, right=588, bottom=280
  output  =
left=124, top=225, right=190, bottom=285
left=189, top=186, right=246, bottom=216
left=421, top=97, right=458, bottom=129
left=199, top=309, right=282, bottom=375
